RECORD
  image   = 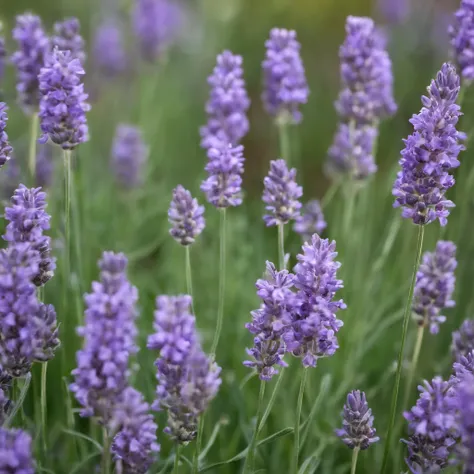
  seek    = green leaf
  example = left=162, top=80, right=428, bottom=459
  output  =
left=62, top=429, right=103, bottom=452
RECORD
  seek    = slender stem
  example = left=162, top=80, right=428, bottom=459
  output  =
left=173, top=445, right=181, bottom=474
left=278, top=122, right=291, bottom=165
left=259, top=367, right=285, bottom=432
left=321, top=181, right=340, bottom=209
left=343, top=184, right=356, bottom=237
left=403, top=325, right=425, bottom=411
left=28, top=113, right=39, bottom=183
left=278, top=224, right=285, bottom=270
left=41, top=362, right=48, bottom=451
left=210, top=208, right=227, bottom=357
left=243, top=380, right=266, bottom=474
left=102, top=427, right=111, bottom=474
left=351, top=447, right=360, bottom=474
left=4, top=373, right=31, bottom=428
left=185, top=246, right=194, bottom=314
left=381, top=225, right=425, bottom=473
left=291, top=368, right=308, bottom=474
left=63, top=150, right=72, bottom=279
left=192, top=416, right=204, bottom=474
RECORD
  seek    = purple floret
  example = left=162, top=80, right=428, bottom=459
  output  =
left=412, top=241, right=456, bottom=334
left=393, top=63, right=465, bottom=226
left=0, top=428, right=34, bottom=473
left=0, top=103, right=12, bottom=169
left=262, top=28, right=309, bottom=124
left=453, top=375, right=474, bottom=471
left=39, top=48, right=90, bottom=150
left=262, top=159, right=302, bottom=227
left=168, top=185, right=205, bottom=246
left=200, top=51, right=250, bottom=150
left=93, top=20, right=128, bottom=78
left=336, top=390, right=380, bottom=450
left=52, top=17, right=86, bottom=64
left=449, top=0, right=474, bottom=82
left=201, top=144, right=245, bottom=208
left=452, top=319, right=474, bottom=361
left=293, top=200, right=327, bottom=242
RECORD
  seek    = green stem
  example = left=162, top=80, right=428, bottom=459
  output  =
left=243, top=380, right=266, bottom=474
left=259, top=367, right=285, bottom=432
left=291, top=368, right=308, bottom=474
left=351, top=447, right=360, bottom=474
left=278, top=224, right=285, bottom=270
left=278, top=122, right=291, bottom=165
left=63, top=150, right=72, bottom=280
left=173, top=445, right=181, bottom=474
left=343, top=184, right=356, bottom=237
left=185, top=246, right=194, bottom=314
left=210, top=208, right=227, bottom=357
left=192, top=416, right=204, bottom=474
left=102, top=427, right=111, bottom=474
left=381, top=225, right=425, bottom=473
left=321, top=181, right=340, bottom=209
left=403, top=325, right=425, bottom=411
left=28, top=113, right=39, bottom=183
left=41, top=362, right=48, bottom=451
left=4, top=373, right=31, bottom=428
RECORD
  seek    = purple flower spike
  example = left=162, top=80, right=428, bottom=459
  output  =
left=449, top=0, right=474, bottom=83
left=4, top=185, right=55, bottom=286
left=293, top=200, right=327, bottom=242
left=0, top=428, right=34, bottom=473
left=111, top=124, right=149, bottom=189
left=70, top=252, right=138, bottom=424
left=36, top=143, right=54, bottom=189
left=201, top=144, right=245, bottom=208
left=452, top=319, right=474, bottom=361
left=52, top=18, right=86, bottom=64
left=200, top=51, right=250, bottom=150
left=453, top=375, right=474, bottom=470
left=413, top=241, right=456, bottom=334
left=244, top=262, right=296, bottom=380
left=403, top=377, right=458, bottom=472
left=336, top=390, right=379, bottom=449
left=11, top=14, right=50, bottom=113
left=263, top=159, right=302, bottom=227
left=393, top=63, right=465, bottom=226
left=112, top=387, right=160, bottom=474
left=0, top=103, right=12, bottom=169
left=169, top=185, right=205, bottom=246
left=262, top=28, right=309, bottom=124
left=93, top=20, right=128, bottom=78
left=39, top=48, right=90, bottom=150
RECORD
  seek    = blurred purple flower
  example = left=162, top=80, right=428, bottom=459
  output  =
left=52, top=17, right=86, bottom=64
left=36, top=143, right=54, bottom=189
left=0, top=25, right=6, bottom=84
left=0, top=155, right=20, bottom=201
left=453, top=375, right=474, bottom=470
left=293, top=200, right=326, bottom=242
left=377, top=0, right=410, bottom=25
left=93, top=20, right=128, bottom=78
left=0, top=103, right=12, bottom=169
left=452, top=319, right=474, bottom=361
left=0, top=428, right=34, bottom=473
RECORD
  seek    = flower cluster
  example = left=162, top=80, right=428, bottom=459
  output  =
left=93, top=20, right=128, bottom=78
left=412, top=241, right=457, bottom=334
left=168, top=185, right=205, bottom=246
left=0, top=102, right=12, bottom=169
left=4, top=185, right=55, bottom=286
left=111, top=124, right=149, bottom=189
left=262, top=159, right=302, bottom=227
left=393, top=63, right=465, bottom=226
left=262, top=28, right=309, bottom=124
left=11, top=14, right=50, bottom=113
left=201, top=144, right=245, bottom=208
left=452, top=319, right=474, bottom=361
left=336, top=390, right=379, bottom=450
left=70, top=252, right=138, bottom=424
left=52, top=17, right=86, bottom=64
left=0, top=428, right=34, bottom=473
left=39, top=48, right=90, bottom=149
left=453, top=376, right=474, bottom=470
left=293, top=199, right=326, bottom=242
left=200, top=51, right=250, bottom=150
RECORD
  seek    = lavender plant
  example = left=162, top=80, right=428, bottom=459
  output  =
left=0, top=103, right=12, bottom=169
left=93, top=20, right=128, bottom=78
left=452, top=319, right=474, bottom=361
left=52, top=17, right=86, bottom=64
left=0, top=427, right=34, bottom=473
left=293, top=199, right=327, bottom=242
left=0, top=23, right=5, bottom=85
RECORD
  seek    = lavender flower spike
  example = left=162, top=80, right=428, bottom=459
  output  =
left=39, top=48, right=90, bottom=150
left=93, top=20, right=128, bottom=78
left=201, top=144, right=245, bottom=208
left=453, top=375, right=474, bottom=470
left=11, top=14, right=50, bottom=113
left=452, top=319, right=474, bottom=361
left=200, top=51, right=250, bottom=150
left=293, top=200, right=326, bottom=242
left=0, top=428, right=34, bottom=473
left=262, top=28, right=309, bottom=124
left=111, top=124, right=149, bottom=189
left=449, top=0, right=474, bottom=83
left=35, top=143, right=54, bottom=189
left=169, top=185, right=205, bottom=246
left=336, top=390, right=379, bottom=449
left=263, top=159, right=302, bottom=227
left=393, top=63, right=465, bottom=226
left=70, top=252, right=138, bottom=424
left=4, top=185, right=55, bottom=286
left=0, top=103, right=12, bottom=169
left=413, top=241, right=456, bottom=334
left=52, top=18, right=86, bottom=64
left=244, top=261, right=296, bottom=380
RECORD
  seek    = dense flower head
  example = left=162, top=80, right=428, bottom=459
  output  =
left=336, top=16, right=397, bottom=124
left=403, top=377, right=458, bottom=472
left=11, top=14, right=50, bottom=113
left=452, top=319, right=474, bottom=361
left=168, top=185, right=205, bottom=246
left=263, top=159, right=302, bottom=227
left=452, top=351, right=474, bottom=384
left=336, top=390, right=379, bottom=449
left=453, top=375, right=474, bottom=471
left=0, top=428, right=34, bottom=473
left=132, top=0, right=183, bottom=62
left=4, top=185, right=55, bottom=286
left=293, top=200, right=327, bottom=242
left=449, top=0, right=474, bottom=82
left=36, top=143, right=54, bottom=189
left=70, top=252, right=138, bottom=424
left=52, top=18, right=86, bottom=64
left=111, top=124, right=149, bottom=189
left=201, top=144, right=245, bottom=208
left=262, top=28, right=309, bottom=124
left=200, top=51, right=250, bottom=150
left=326, top=123, right=378, bottom=180
left=0, top=103, right=12, bottom=169
left=112, top=387, right=160, bottom=474
left=93, top=20, right=128, bottom=78
left=244, top=262, right=296, bottom=380
left=393, top=63, right=465, bottom=226
left=412, top=241, right=457, bottom=334
left=39, top=48, right=90, bottom=149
